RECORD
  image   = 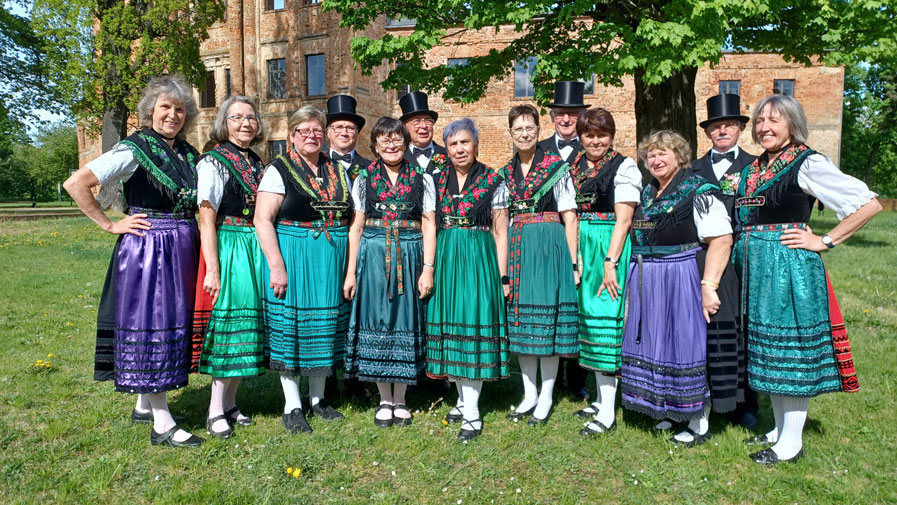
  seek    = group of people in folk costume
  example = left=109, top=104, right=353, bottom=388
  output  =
left=65, top=75, right=881, bottom=465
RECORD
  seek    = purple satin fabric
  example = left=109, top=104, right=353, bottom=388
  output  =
left=113, top=216, right=199, bottom=393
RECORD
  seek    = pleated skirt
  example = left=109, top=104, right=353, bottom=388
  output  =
left=577, top=218, right=630, bottom=373
left=262, top=223, right=349, bottom=376
left=94, top=212, right=199, bottom=393
left=426, top=227, right=510, bottom=381
left=506, top=221, right=578, bottom=356
left=345, top=226, right=426, bottom=384
left=620, top=247, right=709, bottom=422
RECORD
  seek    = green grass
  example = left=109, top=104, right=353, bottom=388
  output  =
left=1, top=211, right=895, bottom=504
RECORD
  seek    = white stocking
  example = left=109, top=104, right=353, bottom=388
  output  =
left=594, top=374, right=618, bottom=428
left=308, top=375, right=326, bottom=406
left=280, top=374, right=303, bottom=414
left=516, top=355, right=539, bottom=412
left=460, top=380, right=483, bottom=430
left=534, top=356, right=559, bottom=419
left=771, top=395, right=809, bottom=460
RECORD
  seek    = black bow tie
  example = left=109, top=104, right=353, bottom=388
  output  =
left=331, top=152, right=352, bottom=163
left=412, top=147, right=433, bottom=158
left=711, top=151, right=735, bottom=164
left=557, top=138, right=578, bottom=149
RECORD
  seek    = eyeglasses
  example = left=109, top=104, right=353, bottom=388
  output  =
left=376, top=137, right=404, bottom=148
left=329, top=125, right=357, bottom=133
left=408, top=118, right=435, bottom=127
left=510, top=125, right=538, bottom=136
left=293, top=127, right=324, bottom=138
left=227, top=115, right=259, bottom=124
left=707, top=121, right=742, bottom=133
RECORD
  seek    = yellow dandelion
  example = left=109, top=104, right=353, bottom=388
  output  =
left=44, top=362, right=52, bottom=368
left=286, top=467, right=293, bottom=475
left=292, top=468, right=301, bottom=478
left=77, top=294, right=83, bottom=298
left=65, top=322, right=73, bottom=326
left=47, top=354, right=53, bottom=358
left=442, top=419, right=448, bottom=426
left=36, top=360, right=43, bottom=365
left=42, top=313, right=48, bottom=317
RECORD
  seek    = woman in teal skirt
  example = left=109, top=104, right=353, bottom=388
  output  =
left=194, top=96, right=267, bottom=438
left=734, top=94, right=880, bottom=464
left=426, top=118, right=510, bottom=441
left=344, top=117, right=436, bottom=427
left=567, top=108, right=642, bottom=436
left=502, top=105, right=579, bottom=426
left=256, top=106, right=351, bottom=434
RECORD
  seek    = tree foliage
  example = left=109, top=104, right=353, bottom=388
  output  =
left=0, top=123, right=78, bottom=201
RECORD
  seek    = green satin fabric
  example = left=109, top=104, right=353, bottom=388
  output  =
left=200, top=225, right=266, bottom=377
left=577, top=219, right=631, bottom=373
left=426, top=228, right=510, bottom=381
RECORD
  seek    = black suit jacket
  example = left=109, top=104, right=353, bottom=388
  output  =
left=404, top=143, right=447, bottom=175
left=537, top=135, right=581, bottom=165
left=690, top=147, right=756, bottom=185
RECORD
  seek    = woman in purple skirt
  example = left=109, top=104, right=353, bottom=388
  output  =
left=620, top=130, right=733, bottom=446
left=64, top=76, right=203, bottom=448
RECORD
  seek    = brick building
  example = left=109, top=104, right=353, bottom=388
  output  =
left=78, top=2, right=844, bottom=169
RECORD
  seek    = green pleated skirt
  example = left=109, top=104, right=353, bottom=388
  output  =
left=200, top=225, right=266, bottom=377
left=507, top=221, right=578, bottom=356
left=426, top=227, right=509, bottom=381
left=577, top=218, right=630, bottom=372
left=262, top=223, right=349, bottom=376
left=733, top=224, right=841, bottom=396
left=345, top=226, right=427, bottom=384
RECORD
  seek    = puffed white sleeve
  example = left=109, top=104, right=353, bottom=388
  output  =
left=614, top=157, right=643, bottom=204
left=257, top=165, right=286, bottom=194
left=351, top=176, right=367, bottom=212
left=797, top=153, right=878, bottom=220
left=492, top=182, right=509, bottom=210
left=86, top=143, right=139, bottom=185
left=422, top=173, right=436, bottom=214
left=196, top=156, right=230, bottom=211
left=553, top=171, right=577, bottom=212
left=694, top=193, right=733, bottom=242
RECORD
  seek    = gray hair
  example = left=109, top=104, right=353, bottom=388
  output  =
left=751, top=94, right=809, bottom=145
left=442, top=117, right=479, bottom=147
left=136, top=75, right=199, bottom=139
left=287, top=105, right=326, bottom=133
left=210, top=96, right=265, bottom=145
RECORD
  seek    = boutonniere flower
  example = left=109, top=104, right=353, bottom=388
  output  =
left=720, top=173, right=741, bottom=194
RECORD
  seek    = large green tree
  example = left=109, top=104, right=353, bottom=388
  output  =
left=326, top=0, right=896, bottom=154
left=31, top=0, right=226, bottom=151
left=0, top=122, right=78, bottom=202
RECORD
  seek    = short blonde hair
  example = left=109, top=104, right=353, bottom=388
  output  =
left=136, top=75, right=199, bottom=140
left=637, top=130, right=692, bottom=169
left=287, top=105, right=326, bottom=134
left=210, top=96, right=265, bottom=145
left=751, top=94, right=809, bottom=145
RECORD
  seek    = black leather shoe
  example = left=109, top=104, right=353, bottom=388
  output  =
left=131, top=409, right=153, bottom=424
left=282, top=408, right=312, bottom=434
left=206, top=415, right=233, bottom=439
left=745, top=434, right=774, bottom=446
left=444, top=407, right=463, bottom=424
left=374, top=404, right=393, bottom=428
left=751, top=447, right=803, bottom=465
left=392, top=403, right=413, bottom=427
left=580, top=419, right=616, bottom=436
left=527, top=409, right=551, bottom=426
left=150, top=425, right=204, bottom=448
left=574, top=402, right=601, bottom=419
left=670, top=427, right=711, bottom=447
left=457, top=419, right=482, bottom=441
left=225, top=407, right=253, bottom=427
left=506, top=406, right=535, bottom=422
left=310, top=399, right=345, bottom=421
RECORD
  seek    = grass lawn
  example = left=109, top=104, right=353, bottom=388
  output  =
left=1, top=211, right=895, bottom=504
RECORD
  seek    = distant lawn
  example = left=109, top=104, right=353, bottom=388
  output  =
left=0, top=211, right=895, bottom=505
left=0, top=201, right=76, bottom=209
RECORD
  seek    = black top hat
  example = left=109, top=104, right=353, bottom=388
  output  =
left=548, top=81, right=590, bottom=109
left=700, top=94, right=750, bottom=128
left=399, top=91, right=439, bottom=122
left=326, top=94, right=366, bottom=130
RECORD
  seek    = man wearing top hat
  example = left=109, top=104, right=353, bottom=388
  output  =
left=326, top=94, right=373, bottom=185
left=400, top=91, right=447, bottom=175
left=537, top=81, right=590, bottom=166
left=690, top=93, right=759, bottom=430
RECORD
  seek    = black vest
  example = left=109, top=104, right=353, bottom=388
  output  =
left=271, top=153, right=350, bottom=222
left=632, top=170, right=712, bottom=247
left=212, top=142, right=264, bottom=220
left=507, top=147, right=562, bottom=213
left=363, top=162, right=426, bottom=221
left=436, top=161, right=504, bottom=228
left=736, top=149, right=816, bottom=227
left=575, top=152, right=626, bottom=213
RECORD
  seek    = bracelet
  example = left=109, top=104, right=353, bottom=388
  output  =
left=700, top=279, right=719, bottom=289
left=604, top=256, right=619, bottom=266
left=501, top=275, right=510, bottom=285
left=572, top=262, right=578, bottom=272
left=423, top=262, right=435, bottom=268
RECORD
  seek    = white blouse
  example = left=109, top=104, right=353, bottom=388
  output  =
left=694, top=193, right=733, bottom=242
left=797, top=153, right=877, bottom=220
left=613, top=157, right=644, bottom=204
left=257, top=165, right=285, bottom=194
left=86, top=143, right=139, bottom=185
left=196, top=156, right=230, bottom=211
left=553, top=172, right=577, bottom=212
left=351, top=173, right=437, bottom=214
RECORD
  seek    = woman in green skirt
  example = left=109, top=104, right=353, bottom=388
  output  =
left=194, top=96, right=267, bottom=438
left=426, top=118, right=510, bottom=441
left=502, top=105, right=579, bottom=426
left=344, top=117, right=437, bottom=427
left=568, top=108, right=642, bottom=436
left=256, top=106, right=352, bottom=434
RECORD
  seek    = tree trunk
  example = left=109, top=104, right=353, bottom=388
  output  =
left=96, top=101, right=130, bottom=211
left=863, top=140, right=879, bottom=185
left=634, top=67, right=698, bottom=177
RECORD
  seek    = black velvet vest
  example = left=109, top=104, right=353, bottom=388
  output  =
left=363, top=162, right=426, bottom=221
left=575, top=153, right=626, bottom=213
